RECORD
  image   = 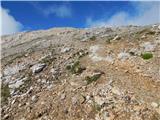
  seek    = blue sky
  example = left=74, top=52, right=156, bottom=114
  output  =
left=1, top=1, right=160, bottom=35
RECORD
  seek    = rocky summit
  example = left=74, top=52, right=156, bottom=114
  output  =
left=1, top=24, right=160, bottom=120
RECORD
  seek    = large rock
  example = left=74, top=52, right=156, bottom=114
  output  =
left=31, top=63, right=46, bottom=73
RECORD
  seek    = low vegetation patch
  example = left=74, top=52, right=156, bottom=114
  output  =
left=85, top=73, right=102, bottom=84
left=39, top=55, right=55, bottom=65
left=137, top=28, right=156, bottom=35
left=137, top=28, right=149, bottom=34
left=17, top=77, right=32, bottom=94
left=90, top=36, right=96, bottom=41
left=1, top=84, right=10, bottom=104
left=141, top=52, right=153, bottom=60
left=106, top=36, right=114, bottom=43
left=93, top=102, right=101, bottom=111
left=146, top=30, right=156, bottom=35
left=78, top=50, right=88, bottom=58
left=66, top=61, right=86, bottom=74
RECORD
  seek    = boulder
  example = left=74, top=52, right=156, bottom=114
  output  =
left=31, top=63, right=46, bottom=73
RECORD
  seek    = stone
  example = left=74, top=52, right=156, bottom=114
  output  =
left=9, top=77, right=27, bottom=90
left=31, top=95, right=38, bottom=102
left=86, top=95, right=90, bottom=101
left=151, top=102, right=158, bottom=108
left=113, top=35, right=121, bottom=41
left=50, top=68, right=59, bottom=79
left=61, top=47, right=71, bottom=53
left=26, top=86, right=33, bottom=94
left=47, top=85, right=53, bottom=90
left=11, top=99, right=16, bottom=105
left=158, top=25, right=160, bottom=30
left=93, top=69, right=105, bottom=75
left=60, top=93, right=66, bottom=100
left=31, top=63, right=46, bottom=73
left=3, top=114, right=9, bottom=119
left=118, top=52, right=130, bottom=61
left=41, top=79, right=47, bottom=84
left=141, top=35, right=146, bottom=39
left=111, top=87, right=121, bottom=95
left=94, top=96, right=105, bottom=106
left=9, top=79, right=24, bottom=89
left=72, top=97, right=78, bottom=105
left=102, top=111, right=110, bottom=120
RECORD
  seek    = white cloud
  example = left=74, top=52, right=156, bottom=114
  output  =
left=43, top=5, right=72, bottom=18
left=31, top=3, right=72, bottom=18
left=0, top=7, right=23, bottom=35
left=86, top=2, right=160, bottom=27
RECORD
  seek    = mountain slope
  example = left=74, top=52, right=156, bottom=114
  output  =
left=1, top=25, right=160, bottom=120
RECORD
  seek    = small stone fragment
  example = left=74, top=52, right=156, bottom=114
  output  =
left=111, top=87, right=121, bottom=95
left=151, top=102, right=159, bottom=108
left=31, top=95, right=38, bottom=102
left=61, top=47, right=71, bottom=53
left=94, top=96, right=105, bottom=106
left=60, top=93, right=66, bottom=100
left=113, top=35, right=121, bottom=40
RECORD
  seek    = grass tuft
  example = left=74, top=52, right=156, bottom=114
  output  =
left=90, top=36, right=96, bottom=41
left=106, top=36, right=114, bottom=43
left=85, top=73, right=101, bottom=84
left=1, top=84, right=10, bottom=104
left=66, top=61, right=86, bottom=74
left=141, top=52, right=153, bottom=60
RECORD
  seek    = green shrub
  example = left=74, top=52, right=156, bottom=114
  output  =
left=106, top=36, right=114, bottom=43
left=146, top=30, right=156, bottom=35
left=141, top=52, right=153, bottom=60
left=85, top=73, right=101, bottom=84
left=74, top=50, right=88, bottom=58
left=1, top=84, right=10, bottom=104
left=66, top=61, right=86, bottom=74
left=137, top=28, right=156, bottom=35
left=40, top=55, right=55, bottom=65
left=94, top=103, right=101, bottom=111
left=90, top=36, right=96, bottom=41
